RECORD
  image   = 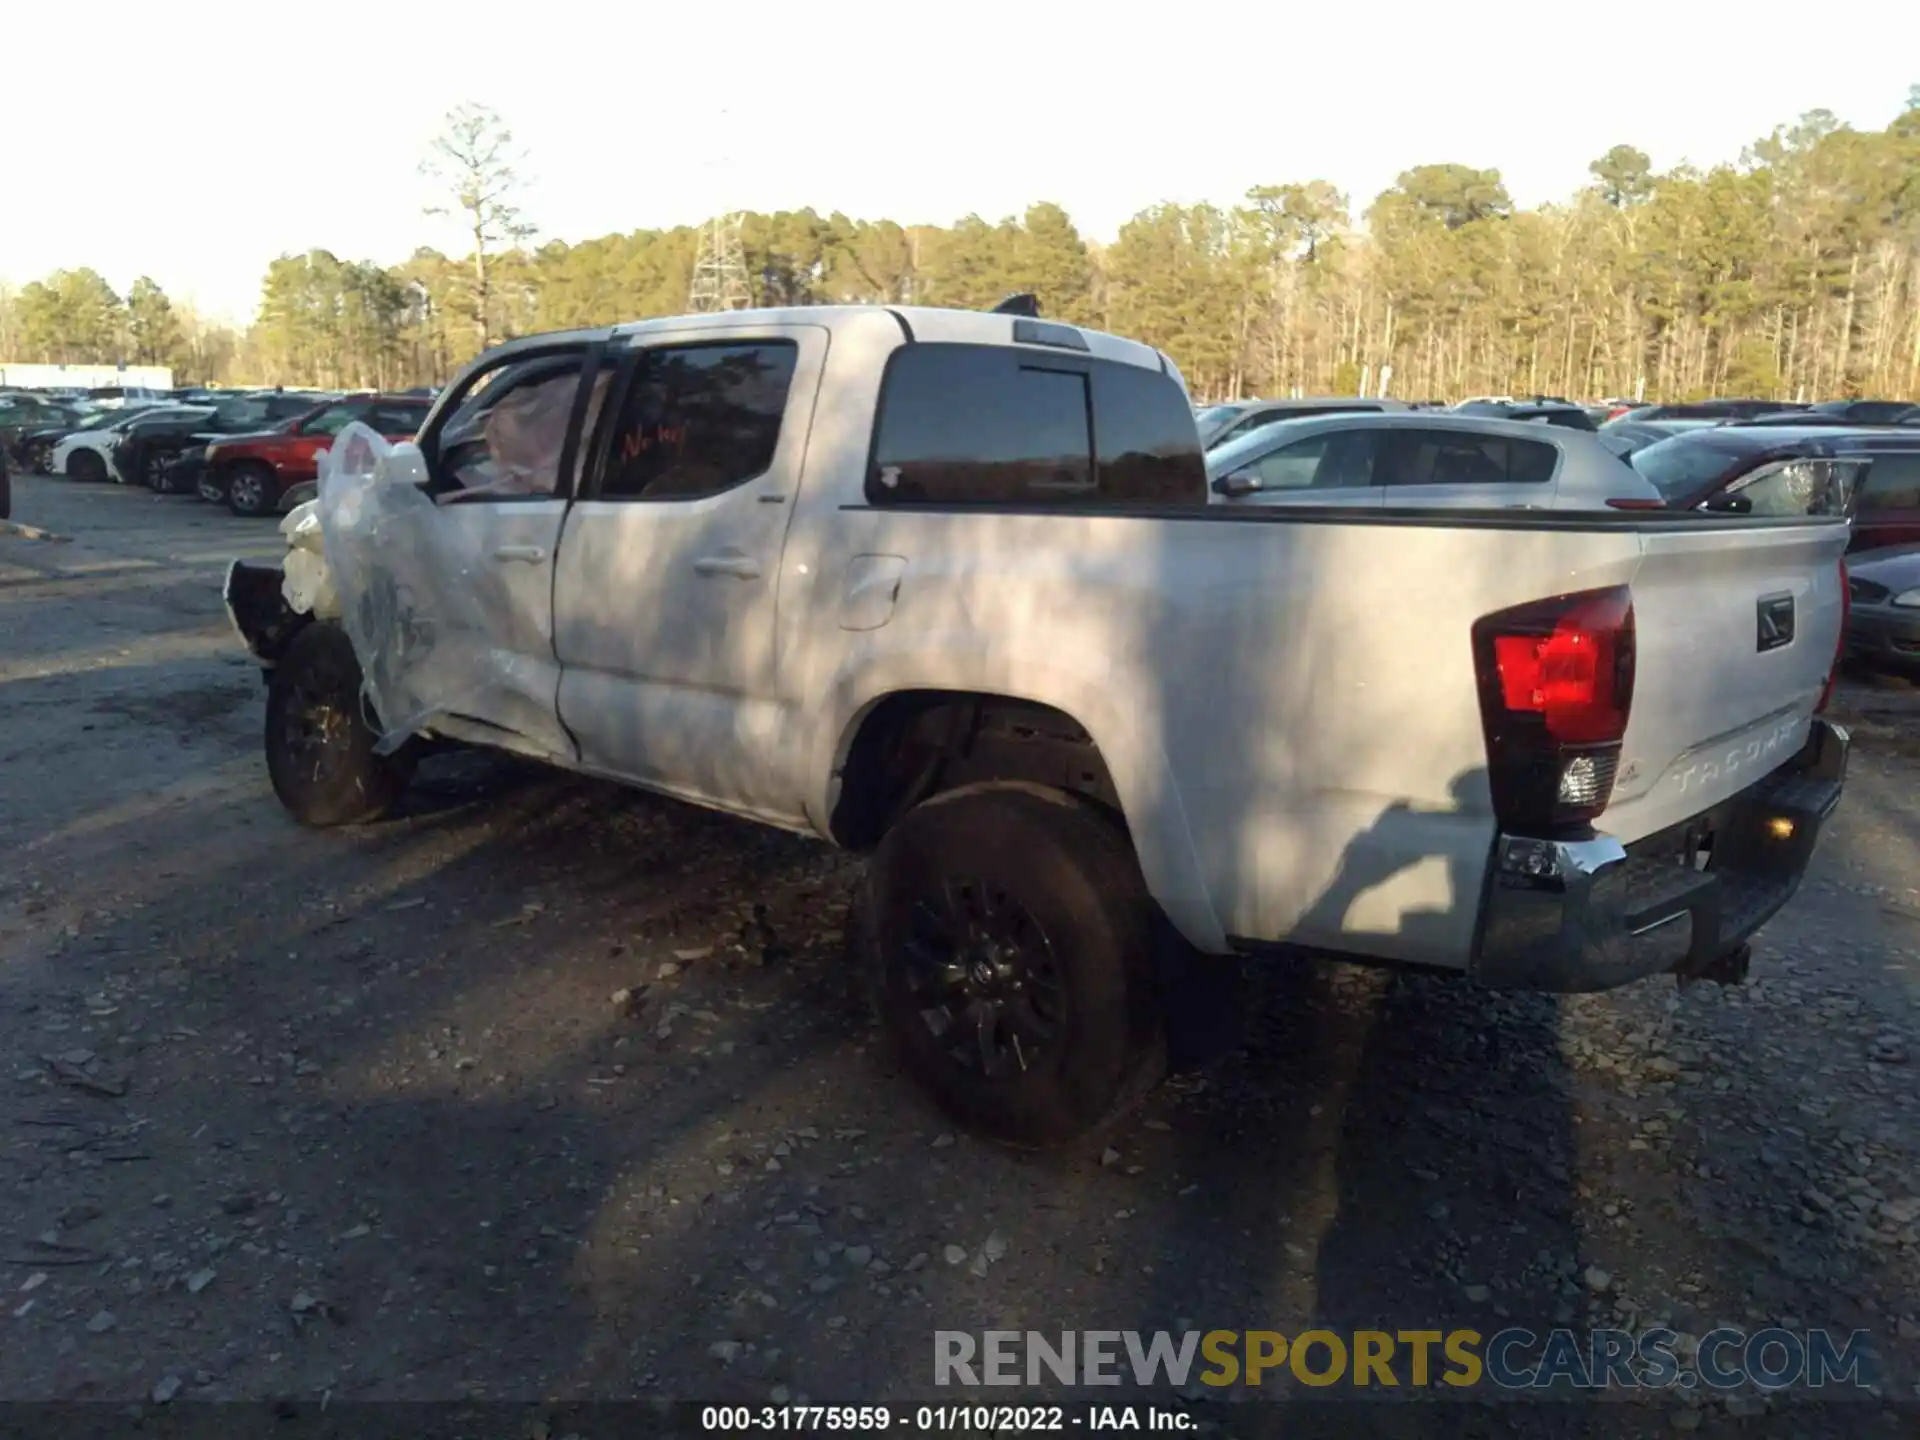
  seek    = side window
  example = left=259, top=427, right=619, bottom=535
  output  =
left=1731, top=459, right=1854, bottom=517
left=868, top=342, right=1203, bottom=506
left=1856, top=454, right=1920, bottom=513
left=1374, top=430, right=1556, bottom=486
left=367, top=403, right=427, bottom=436
left=598, top=341, right=796, bottom=501
left=1089, top=360, right=1207, bottom=503
left=1251, top=435, right=1334, bottom=490
left=434, top=354, right=604, bottom=502
left=1246, top=430, right=1375, bottom=490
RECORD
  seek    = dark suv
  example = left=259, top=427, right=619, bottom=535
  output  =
left=1607, top=399, right=1809, bottom=425
left=116, top=393, right=319, bottom=493
left=1625, top=423, right=1920, bottom=543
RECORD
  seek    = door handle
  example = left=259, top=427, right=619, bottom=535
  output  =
left=493, top=545, right=546, bottom=563
left=693, top=554, right=762, bottom=580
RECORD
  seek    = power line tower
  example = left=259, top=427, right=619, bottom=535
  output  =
left=688, top=213, right=753, bottom=312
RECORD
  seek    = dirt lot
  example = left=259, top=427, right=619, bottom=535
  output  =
left=1, top=475, right=1917, bottom=1427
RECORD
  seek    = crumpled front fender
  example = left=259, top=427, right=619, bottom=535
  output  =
left=223, top=560, right=308, bottom=667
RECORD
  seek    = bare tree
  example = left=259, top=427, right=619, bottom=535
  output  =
left=421, top=103, right=535, bottom=351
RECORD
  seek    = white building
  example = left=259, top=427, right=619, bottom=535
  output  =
left=0, top=362, right=175, bottom=390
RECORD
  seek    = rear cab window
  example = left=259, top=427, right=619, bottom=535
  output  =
left=866, top=343, right=1205, bottom=507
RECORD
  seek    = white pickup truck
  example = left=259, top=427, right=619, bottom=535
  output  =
left=226, top=304, right=1851, bottom=1145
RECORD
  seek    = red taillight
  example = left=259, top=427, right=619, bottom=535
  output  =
left=1818, top=556, right=1847, bottom=713
left=1473, top=586, right=1636, bottom=831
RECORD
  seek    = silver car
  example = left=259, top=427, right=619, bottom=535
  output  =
left=1206, top=410, right=1666, bottom=511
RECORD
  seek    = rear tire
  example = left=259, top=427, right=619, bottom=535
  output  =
left=228, top=463, right=276, bottom=517
left=67, top=449, right=107, bottom=483
left=859, top=781, right=1166, bottom=1146
left=264, top=622, right=414, bottom=827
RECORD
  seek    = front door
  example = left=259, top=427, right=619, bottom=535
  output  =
left=552, top=323, right=825, bottom=818
left=407, top=339, right=612, bottom=760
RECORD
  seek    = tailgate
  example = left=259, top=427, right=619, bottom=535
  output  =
left=1600, top=519, right=1848, bottom=842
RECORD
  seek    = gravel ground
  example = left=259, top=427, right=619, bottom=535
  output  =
left=1, top=475, right=1916, bottom=1431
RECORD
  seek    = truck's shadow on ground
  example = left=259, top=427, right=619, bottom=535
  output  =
left=1, top=722, right=1904, bottom=1434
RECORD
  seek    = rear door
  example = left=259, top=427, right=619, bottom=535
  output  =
left=551, top=323, right=824, bottom=816
left=1599, top=519, right=1850, bottom=841
left=1374, top=426, right=1561, bottom=509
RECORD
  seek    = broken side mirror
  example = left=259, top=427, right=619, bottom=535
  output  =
left=1212, top=469, right=1264, bottom=499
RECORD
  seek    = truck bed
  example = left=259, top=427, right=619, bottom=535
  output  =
left=811, top=499, right=1848, bottom=970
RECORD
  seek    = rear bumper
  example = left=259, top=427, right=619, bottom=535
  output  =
left=1473, top=718, right=1847, bottom=993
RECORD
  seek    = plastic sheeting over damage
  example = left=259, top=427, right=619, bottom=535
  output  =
left=313, top=422, right=524, bottom=755
left=279, top=504, right=339, bottom=619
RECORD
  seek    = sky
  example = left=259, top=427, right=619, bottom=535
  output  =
left=4, top=1, right=1917, bottom=330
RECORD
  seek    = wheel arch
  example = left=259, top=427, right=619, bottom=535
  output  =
left=821, top=680, right=1228, bottom=953
left=225, top=561, right=313, bottom=667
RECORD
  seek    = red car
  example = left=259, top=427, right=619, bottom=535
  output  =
left=207, top=394, right=432, bottom=517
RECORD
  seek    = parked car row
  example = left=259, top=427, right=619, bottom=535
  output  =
left=1193, top=391, right=1918, bottom=460
left=1194, top=391, right=1920, bottom=680
left=15, top=389, right=434, bottom=516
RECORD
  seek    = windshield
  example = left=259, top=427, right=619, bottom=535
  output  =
left=1194, top=403, right=1251, bottom=444
left=1626, top=435, right=1750, bottom=502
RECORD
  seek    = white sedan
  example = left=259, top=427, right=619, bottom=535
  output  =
left=54, top=406, right=214, bottom=483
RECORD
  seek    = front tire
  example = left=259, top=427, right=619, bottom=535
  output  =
left=859, top=782, right=1166, bottom=1146
left=227, top=463, right=276, bottom=517
left=67, top=449, right=107, bottom=483
left=265, top=622, right=413, bottom=827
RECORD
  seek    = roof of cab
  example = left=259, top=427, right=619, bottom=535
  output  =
left=604, top=304, right=1170, bottom=374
